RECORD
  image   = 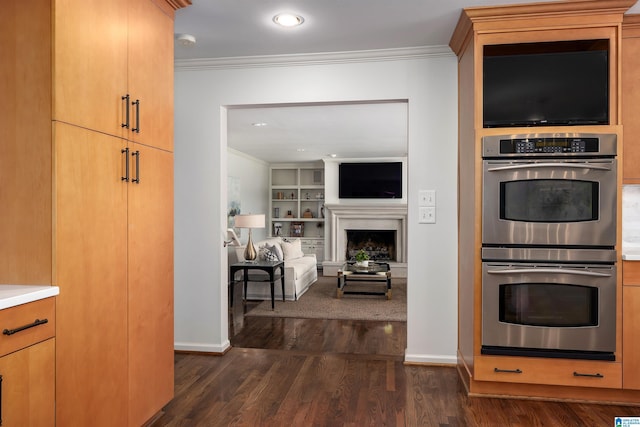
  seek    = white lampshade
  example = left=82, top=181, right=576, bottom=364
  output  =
left=234, top=214, right=265, bottom=229
left=234, top=214, right=265, bottom=262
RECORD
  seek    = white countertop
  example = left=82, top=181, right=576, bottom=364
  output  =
left=0, top=285, right=59, bottom=310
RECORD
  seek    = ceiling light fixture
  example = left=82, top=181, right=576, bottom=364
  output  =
left=251, top=122, right=267, bottom=127
left=175, top=33, right=196, bottom=46
left=273, top=13, right=304, bottom=28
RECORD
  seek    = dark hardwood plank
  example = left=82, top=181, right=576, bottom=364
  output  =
left=151, top=281, right=640, bottom=426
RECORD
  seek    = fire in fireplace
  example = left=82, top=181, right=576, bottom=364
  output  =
left=346, top=229, right=396, bottom=261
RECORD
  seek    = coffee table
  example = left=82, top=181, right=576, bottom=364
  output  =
left=337, top=262, right=391, bottom=299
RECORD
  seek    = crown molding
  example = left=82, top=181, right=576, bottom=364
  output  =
left=450, top=0, right=636, bottom=56
left=174, top=45, right=454, bottom=71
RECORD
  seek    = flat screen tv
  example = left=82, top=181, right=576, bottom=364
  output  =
left=339, top=162, right=402, bottom=199
left=483, top=40, right=609, bottom=128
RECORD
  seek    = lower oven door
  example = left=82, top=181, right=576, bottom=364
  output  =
left=482, top=262, right=616, bottom=357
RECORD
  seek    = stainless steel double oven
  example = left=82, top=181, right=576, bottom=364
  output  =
left=481, top=133, right=617, bottom=360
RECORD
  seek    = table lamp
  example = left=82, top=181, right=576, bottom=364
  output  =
left=234, top=214, right=265, bottom=261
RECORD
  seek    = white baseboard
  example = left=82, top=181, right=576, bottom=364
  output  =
left=174, top=340, right=231, bottom=354
left=404, top=352, right=457, bottom=365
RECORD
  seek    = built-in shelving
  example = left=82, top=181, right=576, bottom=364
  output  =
left=269, top=164, right=325, bottom=241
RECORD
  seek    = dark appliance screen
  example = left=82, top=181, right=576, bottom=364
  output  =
left=483, top=41, right=609, bottom=128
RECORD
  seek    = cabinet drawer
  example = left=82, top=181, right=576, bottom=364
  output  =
left=475, top=355, right=621, bottom=389
left=0, top=297, right=55, bottom=357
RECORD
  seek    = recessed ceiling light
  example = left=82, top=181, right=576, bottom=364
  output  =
left=329, top=154, right=337, bottom=158
left=273, top=13, right=304, bottom=27
left=297, top=148, right=306, bottom=152
left=251, top=122, right=267, bottom=127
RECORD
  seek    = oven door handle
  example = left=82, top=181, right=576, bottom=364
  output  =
left=487, top=268, right=612, bottom=277
left=487, top=163, right=612, bottom=172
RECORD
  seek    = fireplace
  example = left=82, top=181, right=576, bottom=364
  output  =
left=323, top=204, right=407, bottom=277
left=346, top=229, right=396, bottom=261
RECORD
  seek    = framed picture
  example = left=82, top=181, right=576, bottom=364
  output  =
left=290, top=222, right=304, bottom=237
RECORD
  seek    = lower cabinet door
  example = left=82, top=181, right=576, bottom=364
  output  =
left=0, top=338, right=55, bottom=427
left=623, top=286, right=640, bottom=389
left=127, top=143, right=174, bottom=425
left=54, top=123, right=129, bottom=426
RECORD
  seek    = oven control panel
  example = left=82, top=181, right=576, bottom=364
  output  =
left=482, top=134, right=617, bottom=158
left=503, top=137, right=598, bottom=154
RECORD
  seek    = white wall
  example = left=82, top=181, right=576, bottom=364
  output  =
left=174, top=50, right=459, bottom=362
left=227, top=148, right=269, bottom=244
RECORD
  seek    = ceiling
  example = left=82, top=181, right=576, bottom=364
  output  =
left=175, top=0, right=640, bottom=163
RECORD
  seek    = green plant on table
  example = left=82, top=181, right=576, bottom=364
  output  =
left=355, top=249, right=369, bottom=262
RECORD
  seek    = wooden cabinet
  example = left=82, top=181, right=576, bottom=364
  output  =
left=54, top=123, right=130, bottom=425
left=622, top=15, right=640, bottom=183
left=475, top=355, right=621, bottom=389
left=53, top=0, right=175, bottom=151
left=127, top=143, right=174, bottom=426
left=1, top=0, right=188, bottom=425
left=449, top=0, right=632, bottom=402
left=128, top=0, right=175, bottom=151
left=0, top=298, right=56, bottom=426
left=53, top=0, right=128, bottom=137
left=0, top=0, right=52, bottom=285
left=54, top=119, right=175, bottom=427
left=623, top=261, right=640, bottom=389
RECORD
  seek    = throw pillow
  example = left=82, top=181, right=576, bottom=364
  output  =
left=259, top=245, right=279, bottom=262
left=267, top=243, right=283, bottom=261
left=281, top=238, right=304, bottom=260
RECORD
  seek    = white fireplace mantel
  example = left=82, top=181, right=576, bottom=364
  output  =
left=323, top=204, right=408, bottom=277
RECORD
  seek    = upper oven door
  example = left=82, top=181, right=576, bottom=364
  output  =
left=482, top=158, right=616, bottom=247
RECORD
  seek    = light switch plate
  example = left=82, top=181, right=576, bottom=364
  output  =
left=419, top=190, right=436, bottom=207
left=419, top=207, right=436, bottom=223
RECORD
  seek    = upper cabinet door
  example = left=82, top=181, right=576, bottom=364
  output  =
left=128, top=0, right=174, bottom=151
left=53, top=0, right=128, bottom=137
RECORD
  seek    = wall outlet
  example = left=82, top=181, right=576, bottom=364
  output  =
left=419, top=190, right=436, bottom=207
left=419, top=206, right=436, bottom=224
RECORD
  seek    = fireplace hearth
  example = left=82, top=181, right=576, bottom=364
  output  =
left=346, top=229, right=396, bottom=261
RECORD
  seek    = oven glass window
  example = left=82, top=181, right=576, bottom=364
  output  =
left=499, top=283, right=598, bottom=327
left=500, top=179, right=598, bottom=222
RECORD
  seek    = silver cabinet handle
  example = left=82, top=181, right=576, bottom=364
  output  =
left=487, top=268, right=611, bottom=277
left=488, top=162, right=612, bottom=172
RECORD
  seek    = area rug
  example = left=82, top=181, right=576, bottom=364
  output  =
left=245, top=275, right=406, bottom=321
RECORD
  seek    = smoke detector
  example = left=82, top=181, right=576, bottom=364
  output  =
left=175, top=33, right=196, bottom=46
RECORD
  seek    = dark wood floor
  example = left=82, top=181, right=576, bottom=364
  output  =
left=151, top=282, right=640, bottom=426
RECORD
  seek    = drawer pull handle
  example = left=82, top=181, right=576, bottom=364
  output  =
left=494, top=368, right=522, bottom=374
left=573, top=371, right=604, bottom=378
left=2, top=318, right=48, bottom=336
